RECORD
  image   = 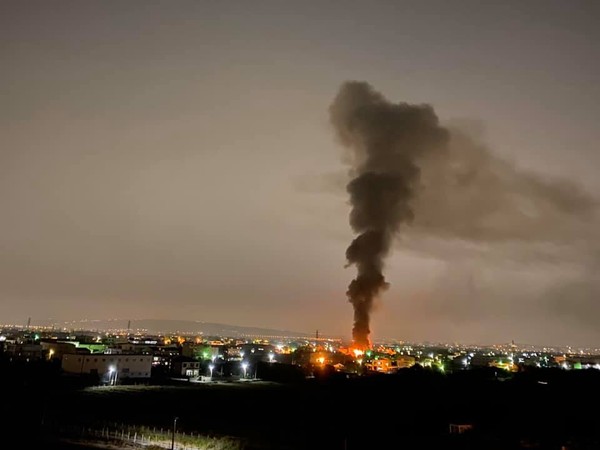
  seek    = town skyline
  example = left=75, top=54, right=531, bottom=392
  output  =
left=4, top=316, right=600, bottom=352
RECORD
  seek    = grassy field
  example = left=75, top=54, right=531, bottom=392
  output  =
left=6, top=368, right=600, bottom=449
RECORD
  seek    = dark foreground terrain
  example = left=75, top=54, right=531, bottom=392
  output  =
left=3, top=364, right=600, bottom=449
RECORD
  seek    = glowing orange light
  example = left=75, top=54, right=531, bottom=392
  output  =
left=352, top=348, right=364, bottom=358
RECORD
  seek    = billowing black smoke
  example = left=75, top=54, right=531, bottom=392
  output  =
left=330, top=81, right=448, bottom=348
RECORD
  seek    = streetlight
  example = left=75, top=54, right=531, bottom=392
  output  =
left=208, top=364, right=214, bottom=379
left=108, top=366, right=115, bottom=386
left=268, top=352, right=274, bottom=363
left=171, top=416, right=178, bottom=450
left=241, top=361, right=248, bottom=379
left=108, top=365, right=118, bottom=386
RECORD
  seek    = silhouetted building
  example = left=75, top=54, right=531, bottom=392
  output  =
left=5, top=343, right=43, bottom=361
left=171, top=356, right=200, bottom=378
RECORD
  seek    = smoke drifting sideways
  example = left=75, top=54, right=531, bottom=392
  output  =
left=329, top=81, right=449, bottom=348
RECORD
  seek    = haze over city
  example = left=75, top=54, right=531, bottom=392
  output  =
left=2, top=1, right=599, bottom=347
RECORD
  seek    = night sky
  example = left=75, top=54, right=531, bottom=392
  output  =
left=2, top=1, right=599, bottom=346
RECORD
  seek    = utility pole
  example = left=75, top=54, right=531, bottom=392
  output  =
left=171, top=416, right=178, bottom=450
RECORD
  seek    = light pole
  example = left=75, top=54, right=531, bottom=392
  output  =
left=241, top=361, right=248, bottom=379
left=171, top=416, right=178, bottom=450
left=109, top=365, right=119, bottom=385
left=208, top=364, right=214, bottom=379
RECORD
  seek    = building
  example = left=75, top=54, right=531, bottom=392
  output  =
left=62, top=353, right=152, bottom=384
left=40, top=340, right=77, bottom=360
left=4, top=342, right=43, bottom=361
left=171, top=356, right=200, bottom=378
left=395, top=355, right=416, bottom=369
left=366, top=358, right=394, bottom=373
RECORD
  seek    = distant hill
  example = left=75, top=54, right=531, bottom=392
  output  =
left=51, top=318, right=315, bottom=338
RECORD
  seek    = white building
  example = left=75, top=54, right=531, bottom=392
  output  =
left=62, top=353, right=152, bottom=383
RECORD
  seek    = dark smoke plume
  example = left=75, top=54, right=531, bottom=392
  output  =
left=330, top=81, right=448, bottom=347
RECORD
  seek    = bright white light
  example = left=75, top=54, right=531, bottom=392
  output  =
left=268, top=353, right=274, bottom=363
left=108, top=365, right=118, bottom=386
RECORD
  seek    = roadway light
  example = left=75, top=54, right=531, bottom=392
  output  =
left=241, top=361, right=248, bottom=378
left=108, top=366, right=116, bottom=386
left=268, top=352, right=274, bottom=363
